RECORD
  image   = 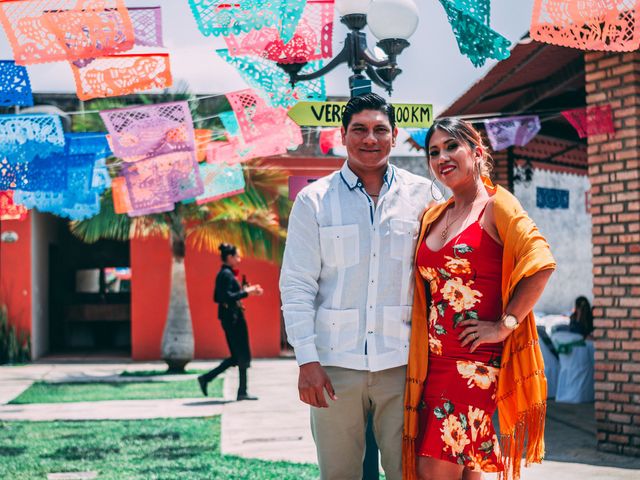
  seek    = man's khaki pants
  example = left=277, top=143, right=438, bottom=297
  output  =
left=310, top=365, right=406, bottom=480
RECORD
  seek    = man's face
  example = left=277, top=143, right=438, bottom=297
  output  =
left=341, top=110, right=397, bottom=173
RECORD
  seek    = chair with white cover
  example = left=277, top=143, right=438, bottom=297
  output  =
left=552, top=331, right=594, bottom=403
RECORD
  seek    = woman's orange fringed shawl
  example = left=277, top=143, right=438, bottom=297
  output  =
left=402, top=179, right=556, bottom=480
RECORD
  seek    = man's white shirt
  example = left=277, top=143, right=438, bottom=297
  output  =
left=280, top=161, right=435, bottom=372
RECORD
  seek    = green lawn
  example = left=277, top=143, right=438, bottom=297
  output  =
left=0, top=417, right=319, bottom=480
left=9, top=378, right=222, bottom=404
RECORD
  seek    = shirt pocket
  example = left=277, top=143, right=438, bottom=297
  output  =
left=389, top=219, right=420, bottom=261
left=316, top=307, right=359, bottom=353
left=319, top=224, right=360, bottom=268
left=382, top=305, right=412, bottom=349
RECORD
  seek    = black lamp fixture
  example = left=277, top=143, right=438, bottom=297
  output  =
left=278, top=0, right=420, bottom=97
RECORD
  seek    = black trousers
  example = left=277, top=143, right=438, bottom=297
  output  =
left=201, top=314, right=252, bottom=395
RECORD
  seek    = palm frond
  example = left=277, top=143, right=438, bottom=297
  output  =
left=70, top=189, right=132, bottom=243
left=187, top=199, right=287, bottom=263
left=244, top=159, right=291, bottom=207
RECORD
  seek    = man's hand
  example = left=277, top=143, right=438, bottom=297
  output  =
left=298, top=362, right=337, bottom=408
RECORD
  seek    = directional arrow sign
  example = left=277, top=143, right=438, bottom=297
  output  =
left=287, top=101, right=433, bottom=128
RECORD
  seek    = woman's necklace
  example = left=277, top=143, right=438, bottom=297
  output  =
left=440, top=188, right=480, bottom=242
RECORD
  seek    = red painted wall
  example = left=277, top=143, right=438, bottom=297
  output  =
left=130, top=236, right=171, bottom=360
left=130, top=156, right=344, bottom=361
left=130, top=236, right=283, bottom=360
left=0, top=214, right=32, bottom=335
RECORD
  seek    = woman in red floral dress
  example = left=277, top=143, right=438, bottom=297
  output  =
left=410, top=119, right=555, bottom=480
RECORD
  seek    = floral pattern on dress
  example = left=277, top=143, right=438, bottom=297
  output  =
left=441, top=277, right=483, bottom=313
left=431, top=399, right=502, bottom=471
left=416, top=233, right=505, bottom=472
left=456, top=360, right=499, bottom=390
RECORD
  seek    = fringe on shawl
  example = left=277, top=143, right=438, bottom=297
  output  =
left=403, top=434, right=417, bottom=480
left=498, top=400, right=547, bottom=480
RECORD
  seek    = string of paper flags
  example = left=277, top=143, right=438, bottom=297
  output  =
left=0, top=0, right=631, bottom=223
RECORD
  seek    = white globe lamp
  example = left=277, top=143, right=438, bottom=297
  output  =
left=335, top=0, right=372, bottom=16
left=367, top=0, right=419, bottom=40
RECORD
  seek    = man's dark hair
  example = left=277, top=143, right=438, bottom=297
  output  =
left=341, top=93, right=395, bottom=131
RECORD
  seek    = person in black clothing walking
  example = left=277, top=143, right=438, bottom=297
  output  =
left=198, top=243, right=263, bottom=401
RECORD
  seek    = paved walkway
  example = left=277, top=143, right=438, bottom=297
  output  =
left=1, top=358, right=639, bottom=479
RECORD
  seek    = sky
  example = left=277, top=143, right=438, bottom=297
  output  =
left=0, top=0, right=535, bottom=115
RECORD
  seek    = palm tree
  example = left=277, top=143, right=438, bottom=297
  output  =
left=69, top=94, right=291, bottom=372
left=71, top=162, right=290, bottom=372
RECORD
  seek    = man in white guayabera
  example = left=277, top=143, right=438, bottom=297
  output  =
left=280, top=93, right=437, bottom=480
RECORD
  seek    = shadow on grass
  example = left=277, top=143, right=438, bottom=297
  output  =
left=0, top=445, right=27, bottom=456
left=150, top=445, right=211, bottom=460
left=43, top=445, right=120, bottom=461
left=123, top=432, right=181, bottom=441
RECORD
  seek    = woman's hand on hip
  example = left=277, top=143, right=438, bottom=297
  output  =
left=458, top=319, right=511, bottom=353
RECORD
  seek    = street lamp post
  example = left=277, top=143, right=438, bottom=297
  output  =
left=278, top=0, right=419, bottom=97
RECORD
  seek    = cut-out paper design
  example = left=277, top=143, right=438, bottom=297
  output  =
left=407, top=129, right=427, bottom=149
left=484, top=116, right=541, bottom=151
left=14, top=189, right=101, bottom=220
left=225, top=89, right=276, bottom=143
left=111, top=175, right=174, bottom=216
left=206, top=136, right=249, bottom=164
left=195, top=129, right=213, bottom=162
left=121, top=151, right=203, bottom=212
left=561, top=105, right=615, bottom=138
left=14, top=152, right=100, bottom=220
left=531, top=0, right=640, bottom=51
left=0, top=153, right=67, bottom=191
left=225, top=89, right=303, bottom=162
left=439, top=0, right=511, bottom=67
left=188, top=0, right=306, bottom=41
left=219, top=111, right=241, bottom=137
left=0, top=190, right=28, bottom=221
left=111, top=176, right=131, bottom=214
left=64, top=132, right=112, bottom=158
left=71, top=53, right=173, bottom=101
left=319, top=128, right=341, bottom=154
left=129, top=6, right=164, bottom=47
left=0, top=61, right=33, bottom=107
left=218, top=49, right=326, bottom=107
left=100, top=101, right=195, bottom=160
left=91, top=157, right=111, bottom=191
left=224, top=1, right=334, bottom=62
left=536, top=186, right=569, bottom=209
left=196, top=162, right=246, bottom=204
left=0, top=114, right=65, bottom=164
left=0, top=0, right=135, bottom=65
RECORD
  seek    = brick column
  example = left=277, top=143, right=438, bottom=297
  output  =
left=490, top=149, right=511, bottom=191
left=585, top=51, right=640, bottom=457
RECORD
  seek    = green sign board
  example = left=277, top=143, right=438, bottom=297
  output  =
left=287, top=101, right=433, bottom=128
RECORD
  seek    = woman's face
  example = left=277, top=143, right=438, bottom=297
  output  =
left=226, top=253, right=242, bottom=268
left=427, top=128, right=482, bottom=190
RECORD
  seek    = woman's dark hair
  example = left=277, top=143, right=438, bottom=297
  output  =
left=341, top=92, right=395, bottom=131
left=219, top=243, right=238, bottom=262
left=424, top=118, right=493, bottom=177
left=570, top=296, right=594, bottom=337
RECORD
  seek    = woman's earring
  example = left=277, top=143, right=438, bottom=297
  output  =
left=427, top=166, right=445, bottom=201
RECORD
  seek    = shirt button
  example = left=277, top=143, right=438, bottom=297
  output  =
left=369, top=306, right=373, bottom=309
left=371, top=280, right=375, bottom=284
left=368, top=331, right=373, bottom=334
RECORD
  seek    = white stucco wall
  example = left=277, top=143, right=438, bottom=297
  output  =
left=30, top=211, right=59, bottom=359
left=514, top=169, right=593, bottom=314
